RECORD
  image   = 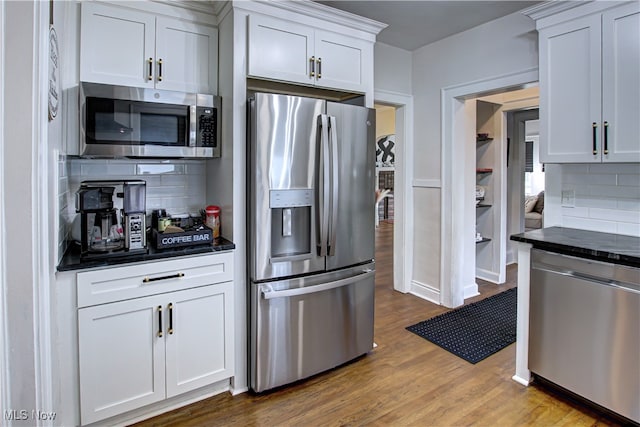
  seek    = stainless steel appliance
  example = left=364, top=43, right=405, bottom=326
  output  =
left=76, top=180, right=147, bottom=258
left=248, top=92, right=376, bottom=392
left=530, top=249, right=640, bottom=423
left=80, top=82, right=220, bottom=158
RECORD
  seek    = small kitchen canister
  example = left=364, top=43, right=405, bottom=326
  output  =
left=205, top=205, right=220, bottom=238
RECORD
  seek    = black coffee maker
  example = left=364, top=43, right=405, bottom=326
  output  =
left=76, top=180, right=147, bottom=258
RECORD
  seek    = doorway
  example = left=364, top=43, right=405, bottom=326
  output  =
left=374, top=90, right=413, bottom=295
left=506, top=109, right=541, bottom=264
left=441, top=68, right=538, bottom=308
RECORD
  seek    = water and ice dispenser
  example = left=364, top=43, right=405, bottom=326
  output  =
left=269, top=189, right=312, bottom=259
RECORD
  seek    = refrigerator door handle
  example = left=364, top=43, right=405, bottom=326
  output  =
left=261, top=270, right=375, bottom=299
left=328, top=115, right=339, bottom=256
left=317, top=114, right=330, bottom=257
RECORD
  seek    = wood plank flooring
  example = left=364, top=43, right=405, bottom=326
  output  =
left=133, top=221, right=620, bottom=427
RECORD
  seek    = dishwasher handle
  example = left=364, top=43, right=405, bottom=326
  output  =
left=261, top=270, right=374, bottom=300
left=533, top=262, right=640, bottom=295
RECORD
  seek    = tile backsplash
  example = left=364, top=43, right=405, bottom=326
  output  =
left=558, top=163, right=640, bottom=236
left=59, top=158, right=207, bottom=262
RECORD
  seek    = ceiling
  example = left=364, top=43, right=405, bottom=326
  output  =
left=315, top=1, right=541, bottom=51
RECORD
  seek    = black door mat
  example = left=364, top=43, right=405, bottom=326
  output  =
left=406, top=288, right=517, bottom=364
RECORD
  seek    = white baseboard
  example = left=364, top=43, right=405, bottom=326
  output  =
left=409, top=280, right=440, bottom=305
left=476, top=268, right=500, bottom=284
left=512, top=374, right=531, bottom=386
left=464, top=282, right=480, bottom=299
left=230, top=385, right=249, bottom=396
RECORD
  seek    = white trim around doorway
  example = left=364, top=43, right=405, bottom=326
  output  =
left=440, top=68, right=539, bottom=308
left=374, top=89, right=414, bottom=294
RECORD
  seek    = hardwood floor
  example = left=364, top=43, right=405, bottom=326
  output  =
left=133, top=221, right=620, bottom=426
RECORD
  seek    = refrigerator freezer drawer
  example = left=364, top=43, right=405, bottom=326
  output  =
left=250, top=265, right=375, bottom=392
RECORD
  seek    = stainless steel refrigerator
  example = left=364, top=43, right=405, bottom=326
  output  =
left=248, top=92, right=376, bottom=392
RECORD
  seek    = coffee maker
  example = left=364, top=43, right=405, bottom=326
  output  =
left=76, top=180, right=147, bottom=258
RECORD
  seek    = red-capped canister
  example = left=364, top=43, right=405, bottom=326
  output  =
left=205, top=205, right=220, bottom=238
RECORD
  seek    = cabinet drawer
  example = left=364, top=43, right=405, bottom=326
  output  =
left=77, top=252, right=234, bottom=307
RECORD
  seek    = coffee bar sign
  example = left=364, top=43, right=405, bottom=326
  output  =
left=153, top=228, right=213, bottom=249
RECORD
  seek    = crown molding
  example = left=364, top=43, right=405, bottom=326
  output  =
left=233, top=0, right=387, bottom=36
left=150, top=0, right=217, bottom=15
left=521, top=1, right=591, bottom=21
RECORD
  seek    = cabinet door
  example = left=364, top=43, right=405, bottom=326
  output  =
left=539, top=14, right=602, bottom=163
left=78, top=295, right=166, bottom=425
left=80, top=2, right=155, bottom=88
left=156, top=18, right=218, bottom=94
left=602, top=3, right=640, bottom=162
left=165, top=282, right=234, bottom=397
left=314, top=30, right=370, bottom=93
left=247, top=14, right=314, bottom=86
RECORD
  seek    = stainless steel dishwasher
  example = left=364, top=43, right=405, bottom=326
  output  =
left=530, top=249, right=640, bottom=423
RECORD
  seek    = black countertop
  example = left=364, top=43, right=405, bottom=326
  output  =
left=510, top=226, right=640, bottom=267
left=57, top=237, right=236, bottom=272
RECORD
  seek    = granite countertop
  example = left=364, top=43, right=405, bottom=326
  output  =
left=58, top=237, right=236, bottom=272
left=510, top=226, right=640, bottom=267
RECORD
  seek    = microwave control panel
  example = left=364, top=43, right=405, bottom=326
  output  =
left=196, top=106, right=218, bottom=151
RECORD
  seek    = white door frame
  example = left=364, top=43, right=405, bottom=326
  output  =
left=374, top=89, right=414, bottom=293
left=440, top=68, right=538, bottom=308
left=507, top=108, right=539, bottom=265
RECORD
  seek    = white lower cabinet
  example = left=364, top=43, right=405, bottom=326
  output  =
left=77, top=253, right=234, bottom=425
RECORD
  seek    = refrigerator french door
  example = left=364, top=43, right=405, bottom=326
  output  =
left=248, top=92, right=376, bottom=392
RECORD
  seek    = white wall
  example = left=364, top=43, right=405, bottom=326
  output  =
left=2, top=0, right=49, bottom=420
left=374, top=42, right=412, bottom=95
left=545, top=163, right=640, bottom=236
left=411, top=11, right=538, bottom=300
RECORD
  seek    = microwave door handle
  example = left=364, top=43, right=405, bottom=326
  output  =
left=189, top=105, right=197, bottom=147
left=317, top=114, right=330, bottom=257
left=328, top=115, right=338, bottom=256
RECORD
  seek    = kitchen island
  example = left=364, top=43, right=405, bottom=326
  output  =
left=510, top=227, right=639, bottom=423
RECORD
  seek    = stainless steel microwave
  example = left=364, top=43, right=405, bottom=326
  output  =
left=79, top=82, right=220, bottom=158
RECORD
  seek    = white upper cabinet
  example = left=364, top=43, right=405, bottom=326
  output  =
left=247, top=14, right=373, bottom=93
left=81, top=2, right=218, bottom=94
left=601, top=3, right=640, bottom=162
left=314, top=30, right=370, bottom=92
left=155, top=17, right=218, bottom=93
left=248, top=15, right=314, bottom=86
left=537, top=2, right=640, bottom=163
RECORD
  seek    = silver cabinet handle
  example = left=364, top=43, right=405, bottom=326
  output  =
left=261, top=270, right=374, bottom=299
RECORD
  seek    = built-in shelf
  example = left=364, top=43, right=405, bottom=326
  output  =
left=476, top=137, right=493, bottom=148
left=476, top=204, right=492, bottom=209
left=476, top=168, right=493, bottom=174
left=476, top=237, right=491, bottom=244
